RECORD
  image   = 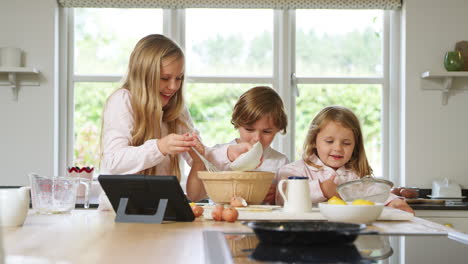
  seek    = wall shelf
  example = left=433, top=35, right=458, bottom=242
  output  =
left=421, top=71, right=468, bottom=105
left=0, top=66, right=40, bottom=100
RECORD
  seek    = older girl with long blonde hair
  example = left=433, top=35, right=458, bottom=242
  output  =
left=100, top=34, right=206, bottom=204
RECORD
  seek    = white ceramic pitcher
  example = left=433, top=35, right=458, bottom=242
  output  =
left=0, top=187, right=30, bottom=227
left=278, top=176, right=312, bottom=213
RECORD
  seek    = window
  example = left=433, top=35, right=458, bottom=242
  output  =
left=68, top=8, right=393, bottom=179
left=185, top=9, right=274, bottom=147
left=295, top=10, right=384, bottom=176
left=186, top=9, right=273, bottom=76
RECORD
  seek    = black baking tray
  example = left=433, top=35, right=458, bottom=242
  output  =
left=244, top=221, right=369, bottom=245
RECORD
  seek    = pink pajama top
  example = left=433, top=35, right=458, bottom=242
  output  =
left=100, top=88, right=195, bottom=176
left=276, top=154, right=398, bottom=205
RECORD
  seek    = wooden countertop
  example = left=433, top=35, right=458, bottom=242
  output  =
left=2, top=209, right=452, bottom=264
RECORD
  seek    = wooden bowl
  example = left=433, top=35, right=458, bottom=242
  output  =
left=198, top=171, right=274, bottom=204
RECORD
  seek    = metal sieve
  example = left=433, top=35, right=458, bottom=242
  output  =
left=337, top=176, right=394, bottom=203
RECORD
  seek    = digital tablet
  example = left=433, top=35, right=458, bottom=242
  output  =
left=98, top=174, right=195, bottom=223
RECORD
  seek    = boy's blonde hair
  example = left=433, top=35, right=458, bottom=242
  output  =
left=122, top=34, right=186, bottom=179
left=303, top=105, right=372, bottom=177
left=231, top=86, right=287, bottom=134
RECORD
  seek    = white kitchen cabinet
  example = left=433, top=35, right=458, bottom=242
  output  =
left=416, top=210, right=468, bottom=233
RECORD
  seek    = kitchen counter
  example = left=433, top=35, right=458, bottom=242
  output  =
left=406, top=189, right=468, bottom=210
left=1, top=209, right=460, bottom=264
left=412, top=202, right=468, bottom=210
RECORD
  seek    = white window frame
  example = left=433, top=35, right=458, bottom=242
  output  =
left=58, top=8, right=400, bottom=183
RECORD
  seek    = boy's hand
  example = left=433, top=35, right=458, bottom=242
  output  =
left=227, top=142, right=252, bottom=162
left=262, top=184, right=276, bottom=204
left=255, top=156, right=264, bottom=169
left=319, top=175, right=339, bottom=199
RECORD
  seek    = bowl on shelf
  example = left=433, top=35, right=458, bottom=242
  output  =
left=319, top=202, right=384, bottom=224
left=198, top=171, right=274, bottom=204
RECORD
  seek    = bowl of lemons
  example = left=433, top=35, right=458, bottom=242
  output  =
left=319, top=196, right=384, bottom=224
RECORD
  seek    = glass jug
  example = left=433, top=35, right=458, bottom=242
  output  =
left=29, top=173, right=90, bottom=214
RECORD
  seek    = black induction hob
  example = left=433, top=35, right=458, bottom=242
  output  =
left=203, top=230, right=468, bottom=264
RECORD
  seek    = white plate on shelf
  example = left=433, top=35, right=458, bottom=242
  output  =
left=427, top=195, right=466, bottom=199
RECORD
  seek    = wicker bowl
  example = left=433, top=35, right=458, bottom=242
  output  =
left=198, top=171, right=275, bottom=204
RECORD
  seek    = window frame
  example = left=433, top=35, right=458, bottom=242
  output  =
left=59, top=8, right=400, bottom=183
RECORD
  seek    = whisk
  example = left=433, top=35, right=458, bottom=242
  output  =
left=191, top=147, right=220, bottom=172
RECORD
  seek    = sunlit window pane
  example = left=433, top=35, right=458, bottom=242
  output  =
left=296, top=10, right=383, bottom=77
left=74, top=8, right=163, bottom=75
left=74, top=82, right=119, bottom=168
left=186, top=9, right=273, bottom=76
left=295, top=84, right=382, bottom=176
left=185, top=83, right=269, bottom=147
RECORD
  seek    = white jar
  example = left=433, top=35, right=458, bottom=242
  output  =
left=0, top=47, right=22, bottom=67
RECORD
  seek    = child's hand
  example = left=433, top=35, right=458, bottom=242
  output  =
left=157, top=133, right=197, bottom=155
left=319, top=175, right=339, bottom=199
left=187, top=132, right=205, bottom=164
left=255, top=156, right=264, bottom=169
left=388, top=199, right=415, bottom=215
left=262, top=184, right=276, bottom=204
left=227, top=142, right=252, bottom=162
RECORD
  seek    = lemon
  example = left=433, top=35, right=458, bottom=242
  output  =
left=328, top=196, right=347, bottom=205
left=351, top=199, right=375, bottom=205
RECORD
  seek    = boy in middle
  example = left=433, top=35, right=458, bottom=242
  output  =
left=205, top=86, right=289, bottom=204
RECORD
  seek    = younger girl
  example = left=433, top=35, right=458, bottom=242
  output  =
left=100, top=34, right=206, bottom=204
left=206, top=86, right=289, bottom=204
left=276, top=106, right=413, bottom=213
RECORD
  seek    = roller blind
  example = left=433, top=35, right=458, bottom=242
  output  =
left=58, top=0, right=402, bottom=9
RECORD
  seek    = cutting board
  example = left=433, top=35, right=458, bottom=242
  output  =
left=202, top=206, right=413, bottom=221
left=406, top=198, right=445, bottom=204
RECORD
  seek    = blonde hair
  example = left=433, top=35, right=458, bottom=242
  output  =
left=303, top=105, right=372, bottom=177
left=120, top=34, right=186, bottom=179
left=231, top=86, right=287, bottom=134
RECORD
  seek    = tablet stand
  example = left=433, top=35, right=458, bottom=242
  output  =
left=115, top=197, right=168, bottom=224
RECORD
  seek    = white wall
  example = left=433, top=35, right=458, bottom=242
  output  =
left=403, top=0, right=468, bottom=188
left=0, top=0, right=467, bottom=189
left=0, top=0, right=59, bottom=185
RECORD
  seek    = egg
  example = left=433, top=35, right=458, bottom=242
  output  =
left=230, top=196, right=248, bottom=207
left=191, top=205, right=204, bottom=217
left=212, top=204, right=225, bottom=221
left=222, top=207, right=239, bottom=222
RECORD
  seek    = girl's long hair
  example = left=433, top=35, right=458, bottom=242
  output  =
left=123, top=34, right=185, bottom=179
left=303, top=106, right=372, bottom=177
